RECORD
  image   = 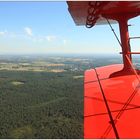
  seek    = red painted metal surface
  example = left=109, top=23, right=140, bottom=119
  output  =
left=120, top=52, right=140, bottom=54
left=67, top=1, right=140, bottom=26
left=84, top=64, right=140, bottom=138
left=118, top=17, right=131, bottom=71
left=128, top=52, right=140, bottom=54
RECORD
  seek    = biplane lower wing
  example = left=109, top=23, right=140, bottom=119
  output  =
left=84, top=64, right=140, bottom=138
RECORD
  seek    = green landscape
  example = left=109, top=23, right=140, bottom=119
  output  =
left=0, top=54, right=122, bottom=138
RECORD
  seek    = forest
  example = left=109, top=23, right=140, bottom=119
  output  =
left=0, top=54, right=123, bottom=138
left=0, top=70, right=83, bottom=138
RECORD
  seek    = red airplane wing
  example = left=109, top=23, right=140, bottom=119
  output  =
left=67, top=1, right=140, bottom=26
left=84, top=64, right=140, bottom=138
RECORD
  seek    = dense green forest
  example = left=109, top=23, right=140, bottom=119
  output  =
left=0, top=54, right=124, bottom=138
left=0, top=70, right=83, bottom=138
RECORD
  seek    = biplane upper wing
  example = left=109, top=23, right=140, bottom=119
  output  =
left=67, top=1, right=140, bottom=26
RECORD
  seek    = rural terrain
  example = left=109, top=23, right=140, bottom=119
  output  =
left=0, top=54, right=123, bottom=138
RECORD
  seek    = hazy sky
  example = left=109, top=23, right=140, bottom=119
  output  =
left=0, top=1, right=140, bottom=55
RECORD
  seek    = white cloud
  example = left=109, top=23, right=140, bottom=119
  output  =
left=46, top=35, right=56, bottom=42
left=24, top=27, right=33, bottom=36
left=0, top=30, right=7, bottom=36
left=0, top=32, right=5, bottom=36
left=63, top=39, right=67, bottom=45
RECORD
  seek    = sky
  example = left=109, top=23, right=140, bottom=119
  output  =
left=0, top=2, right=140, bottom=55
